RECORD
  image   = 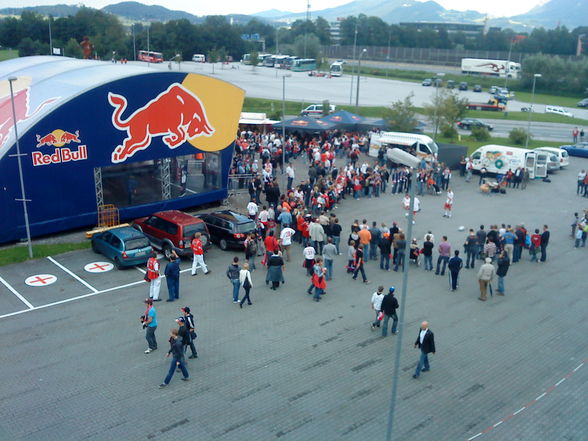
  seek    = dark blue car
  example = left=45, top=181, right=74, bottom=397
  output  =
left=91, top=226, right=153, bottom=268
left=560, top=142, right=588, bottom=158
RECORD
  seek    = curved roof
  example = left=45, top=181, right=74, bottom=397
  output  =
left=0, top=56, right=155, bottom=158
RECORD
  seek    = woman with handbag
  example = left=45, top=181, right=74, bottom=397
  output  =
left=239, top=263, right=253, bottom=308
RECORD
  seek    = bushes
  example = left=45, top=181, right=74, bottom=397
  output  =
left=470, top=126, right=491, bottom=141
left=509, top=128, right=530, bottom=145
left=440, top=123, right=458, bottom=140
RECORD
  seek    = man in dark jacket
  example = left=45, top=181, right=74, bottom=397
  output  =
left=464, top=230, right=478, bottom=269
left=368, top=221, right=381, bottom=261
left=540, top=225, right=550, bottom=262
left=226, top=257, right=241, bottom=303
left=182, top=306, right=198, bottom=359
left=159, top=328, right=189, bottom=388
left=476, top=225, right=487, bottom=260
left=447, top=250, right=463, bottom=291
left=413, top=321, right=436, bottom=378
left=513, top=225, right=526, bottom=263
left=378, top=233, right=392, bottom=271
left=380, top=287, right=399, bottom=337
left=496, top=250, right=510, bottom=295
left=164, top=253, right=181, bottom=302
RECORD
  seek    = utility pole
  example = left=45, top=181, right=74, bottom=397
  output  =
left=48, top=16, right=53, bottom=55
left=349, top=21, right=358, bottom=105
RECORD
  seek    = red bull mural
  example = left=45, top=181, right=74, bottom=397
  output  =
left=0, top=85, right=58, bottom=150
left=109, top=83, right=215, bottom=163
left=32, top=129, right=87, bottom=166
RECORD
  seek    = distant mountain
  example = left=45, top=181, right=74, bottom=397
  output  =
left=254, top=0, right=488, bottom=25
left=0, top=4, right=80, bottom=17
left=511, top=0, right=588, bottom=29
left=102, top=1, right=202, bottom=23
left=253, top=9, right=293, bottom=19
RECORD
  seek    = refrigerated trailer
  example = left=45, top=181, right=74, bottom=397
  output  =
left=461, top=58, right=521, bottom=79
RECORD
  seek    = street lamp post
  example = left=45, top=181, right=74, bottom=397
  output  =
left=132, top=24, right=136, bottom=61
left=383, top=148, right=420, bottom=441
left=349, top=22, right=358, bottom=105
left=8, top=77, right=33, bottom=258
left=281, top=74, right=290, bottom=190
left=355, top=48, right=367, bottom=112
left=432, top=72, right=445, bottom=141
left=525, top=73, right=541, bottom=149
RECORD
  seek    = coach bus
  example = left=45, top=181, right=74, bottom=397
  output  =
left=292, top=58, right=317, bottom=72
left=138, top=50, right=163, bottom=63
left=369, top=132, right=438, bottom=162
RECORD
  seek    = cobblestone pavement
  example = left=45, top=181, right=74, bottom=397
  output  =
left=0, top=156, right=587, bottom=441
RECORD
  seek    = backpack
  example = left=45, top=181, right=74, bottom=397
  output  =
left=247, top=239, right=258, bottom=255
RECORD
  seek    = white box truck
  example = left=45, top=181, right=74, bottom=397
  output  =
left=461, top=58, right=521, bottom=79
left=469, top=144, right=546, bottom=179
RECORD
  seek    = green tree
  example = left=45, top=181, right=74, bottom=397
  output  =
left=314, top=17, right=331, bottom=45
left=17, top=37, right=37, bottom=56
left=424, top=90, right=468, bottom=136
left=64, top=38, right=83, bottom=58
left=249, top=50, right=259, bottom=67
left=470, top=126, right=491, bottom=142
left=509, top=128, right=529, bottom=145
left=293, top=33, right=320, bottom=59
left=383, top=94, right=418, bottom=132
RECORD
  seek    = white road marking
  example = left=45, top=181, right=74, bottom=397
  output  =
left=468, top=433, right=482, bottom=441
left=493, top=421, right=502, bottom=428
left=513, top=407, right=525, bottom=415
left=0, top=275, right=34, bottom=309
left=536, top=392, right=547, bottom=401
left=555, top=378, right=566, bottom=386
left=573, top=363, right=584, bottom=372
left=47, top=256, right=98, bottom=293
left=135, top=267, right=146, bottom=274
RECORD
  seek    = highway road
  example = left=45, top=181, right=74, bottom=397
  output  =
left=130, top=61, right=587, bottom=142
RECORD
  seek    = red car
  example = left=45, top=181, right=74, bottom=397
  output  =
left=133, top=210, right=210, bottom=259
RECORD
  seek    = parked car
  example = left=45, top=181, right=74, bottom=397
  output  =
left=196, top=210, right=257, bottom=250
left=577, top=98, right=588, bottom=107
left=535, top=147, right=570, bottom=168
left=473, top=84, right=483, bottom=92
left=446, top=80, right=455, bottom=89
left=433, top=78, right=443, bottom=87
left=488, top=85, right=500, bottom=94
left=458, top=81, right=468, bottom=91
left=560, top=142, right=588, bottom=158
left=422, top=78, right=432, bottom=86
left=300, top=103, right=336, bottom=117
left=456, top=118, right=493, bottom=131
left=133, top=210, right=211, bottom=260
left=545, top=105, right=573, bottom=118
left=521, top=106, right=535, bottom=112
left=91, top=226, right=152, bottom=269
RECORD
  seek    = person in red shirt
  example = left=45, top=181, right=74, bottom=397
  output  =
left=191, top=232, right=209, bottom=275
left=264, top=230, right=278, bottom=265
left=146, top=252, right=162, bottom=301
left=529, top=229, right=541, bottom=262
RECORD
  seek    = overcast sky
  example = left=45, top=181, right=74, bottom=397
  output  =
left=0, top=0, right=548, bottom=18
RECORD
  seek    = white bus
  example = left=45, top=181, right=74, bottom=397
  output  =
left=461, top=58, right=521, bottom=79
left=369, top=132, right=438, bottom=162
left=330, top=61, right=344, bottom=77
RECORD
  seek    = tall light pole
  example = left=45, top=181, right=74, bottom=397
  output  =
left=281, top=74, right=290, bottom=190
left=383, top=148, right=421, bottom=441
left=132, top=24, right=136, bottom=61
left=48, top=15, right=53, bottom=55
left=504, top=37, right=514, bottom=90
left=349, top=21, right=358, bottom=105
left=432, top=72, right=445, bottom=141
left=147, top=26, right=150, bottom=68
left=386, top=28, right=392, bottom=80
left=525, top=73, right=541, bottom=149
left=355, top=48, right=367, bottom=112
left=8, top=77, right=33, bottom=258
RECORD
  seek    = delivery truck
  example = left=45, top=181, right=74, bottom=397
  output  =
left=461, top=58, right=521, bottom=79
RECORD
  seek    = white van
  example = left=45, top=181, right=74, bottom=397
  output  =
left=369, top=132, right=438, bottom=162
left=469, top=144, right=545, bottom=179
left=535, top=146, right=569, bottom=168
left=192, top=54, right=206, bottom=63
left=300, top=104, right=336, bottom=117
left=330, top=61, right=344, bottom=77
left=545, top=106, right=573, bottom=118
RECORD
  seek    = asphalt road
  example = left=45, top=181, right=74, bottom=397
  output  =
left=1, top=148, right=587, bottom=440
left=139, top=61, right=586, bottom=143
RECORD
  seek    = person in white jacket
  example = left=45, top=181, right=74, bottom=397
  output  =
left=239, top=263, right=253, bottom=308
left=477, top=257, right=495, bottom=301
left=370, top=285, right=385, bottom=330
left=309, top=219, right=326, bottom=255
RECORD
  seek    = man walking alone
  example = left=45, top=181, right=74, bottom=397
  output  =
left=448, top=250, right=463, bottom=291
left=413, top=321, right=435, bottom=379
left=380, top=287, right=399, bottom=337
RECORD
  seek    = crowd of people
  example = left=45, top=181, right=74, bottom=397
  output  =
left=140, top=127, right=586, bottom=387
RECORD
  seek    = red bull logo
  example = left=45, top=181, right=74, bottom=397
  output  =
left=36, top=129, right=80, bottom=147
left=0, top=84, right=58, bottom=150
left=108, top=83, right=215, bottom=163
left=32, top=129, right=87, bottom=166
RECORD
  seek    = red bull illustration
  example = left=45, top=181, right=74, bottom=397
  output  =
left=0, top=85, right=58, bottom=150
left=108, top=83, right=215, bottom=163
left=36, top=129, right=81, bottom=147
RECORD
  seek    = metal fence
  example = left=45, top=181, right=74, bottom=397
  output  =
left=322, top=45, right=582, bottom=67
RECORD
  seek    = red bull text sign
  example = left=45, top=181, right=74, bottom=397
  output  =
left=32, top=129, right=87, bottom=166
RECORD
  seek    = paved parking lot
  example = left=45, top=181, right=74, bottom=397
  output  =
left=0, top=157, right=587, bottom=441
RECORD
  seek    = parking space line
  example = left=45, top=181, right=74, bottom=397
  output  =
left=47, top=256, right=98, bottom=293
left=0, top=275, right=34, bottom=309
left=0, top=279, right=146, bottom=320
left=135, top=267, right=146, bottom=274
